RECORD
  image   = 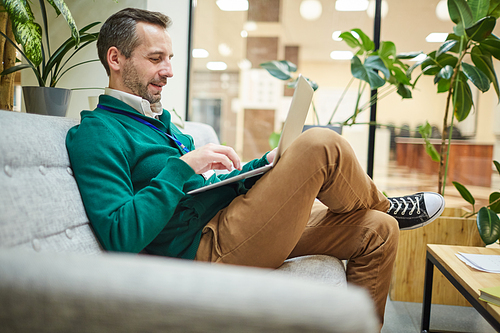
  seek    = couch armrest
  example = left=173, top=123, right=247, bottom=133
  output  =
left=0, top=251, right=377, bottom=333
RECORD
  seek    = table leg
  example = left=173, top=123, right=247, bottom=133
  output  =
left=421, top=253, right=434, bottom=333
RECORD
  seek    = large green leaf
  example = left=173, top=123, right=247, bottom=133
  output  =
left=489, top=0, right=500, bottom=17
left=421, top=51, right=459, bottom=76
left=438, top=77, right=452, bottom=92
left=379, top=41, right=396, bottom=60
left=47, top=0, right=79, bottom=45
left=446, top=33, right=463, bottom=53
left=466, top=16, right=496, bottom=41
left=12, top=19, right=42, bottom=66
left=490, top=192, right=500, bottom=213
left=391, top=66, right=411, bottom=85
left=397, top=84, right=412, bottom=99
left=453, top=76, right=473, bottom=121
left=0, top=63, right=32, bottom=76
left=439, top=65, right=455, bottom=80
left=468, top=0, right=491, bottom=21
left=397, top=52, right=423, bottom=60
left=260, top=60, right=294, bottom=81
left=452, top=181, right=475, bottom=205
left=3, top=0, right=43, bottom=66
left=448, top=0, right=475, bottom=36
left=477, top=207, right=500, bottom=245
left=351, top=28, right=374, bottom=53
left=494, top=160, right=500, bottom=174
left=351, top=55, right=388, bottom=89
left=418, top=123, right=441, bottom=162
left=437, top=40, right=458, bottom=57
left=479, top=34, right=500, bottom=59
left=268, top=132, right=280, bottom=149
left=339, top=31, right=361, bottom=49
left=471, top=45, right=500, bottom=99
left=462, top=62, right=491, bottom=91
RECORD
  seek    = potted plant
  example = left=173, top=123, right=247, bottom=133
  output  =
left=0, top=0, right=100, bottom=116
left=453, top=160, right=500, bottom=245
left=414, top=0, right=500, bottom=195
left=260, top=28, right=420, bottom=148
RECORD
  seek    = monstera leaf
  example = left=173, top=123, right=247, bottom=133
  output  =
left=259, top=60, right=296, bottom=81
left=351, top=55, right=389, bottom=90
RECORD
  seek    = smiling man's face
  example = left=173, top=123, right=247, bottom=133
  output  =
left=121, top=22, right=174, bottom=104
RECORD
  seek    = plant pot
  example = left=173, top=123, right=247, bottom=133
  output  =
left=22, top=86, right=72, bottom=117
left=389, top=207, right=484, bottom=306
left=303, top=124, right=342, bottom=135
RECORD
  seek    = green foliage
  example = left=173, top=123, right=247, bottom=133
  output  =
left=418, top=122, right=440, bottom=162
left=416, top=0, right=500, bottom=118
left=453, top=160, right=500, bottom=245
left=260, top=28, right=419, bottom=126
left=476, top=207, right=500, bottom=244
left=0, top=0, right=100, bottom=87
left=416, top=0, right=500, bottom=195
left=268, top=132, right=280, bottom=150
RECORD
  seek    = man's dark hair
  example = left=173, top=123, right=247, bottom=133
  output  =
left=97, top=8, right=172, bottom=76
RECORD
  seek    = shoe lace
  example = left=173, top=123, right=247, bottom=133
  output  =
left=389, top=196, right=421, bottom=215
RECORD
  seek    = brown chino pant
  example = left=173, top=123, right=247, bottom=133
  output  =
left=195, top=128, right=399, bottom=324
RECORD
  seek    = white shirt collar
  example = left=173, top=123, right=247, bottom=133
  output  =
left=104, top=87, right=163, bottom=119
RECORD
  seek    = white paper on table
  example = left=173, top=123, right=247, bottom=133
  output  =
left=456, top=252, right=500, bottom=273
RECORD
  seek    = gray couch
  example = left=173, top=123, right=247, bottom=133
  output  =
left=0, top=110, right=378, bottom=332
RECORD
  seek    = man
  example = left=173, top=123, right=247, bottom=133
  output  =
left=66, top=8, right=445, bottom=326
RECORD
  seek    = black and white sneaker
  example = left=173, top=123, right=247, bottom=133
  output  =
left=387, top=192, right=445, bottom=230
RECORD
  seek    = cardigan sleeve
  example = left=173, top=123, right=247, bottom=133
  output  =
left=66, top=117, right=195, bottom=253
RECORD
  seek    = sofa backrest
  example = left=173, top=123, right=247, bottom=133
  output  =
left=0, top=110, right=103, bottom=254
left=0, top=110, right=220, bottom=254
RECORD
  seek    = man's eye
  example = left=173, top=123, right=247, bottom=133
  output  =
left=150, top=58, right=160, bottom=62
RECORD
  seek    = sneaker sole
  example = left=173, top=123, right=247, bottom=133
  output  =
left=399, top=193, right=446, bottom=231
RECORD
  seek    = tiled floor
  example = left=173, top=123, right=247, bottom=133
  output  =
left=372, top=161, right=500, bottom=209
left=382, top=296, right=497, bottom=333
left=374, top=161, right=500, bottom=333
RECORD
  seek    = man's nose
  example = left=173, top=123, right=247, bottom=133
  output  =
left=159, top=60, right=173, bottom=78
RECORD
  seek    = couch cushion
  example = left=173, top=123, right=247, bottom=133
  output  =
left=180, top=121, right=220, bottom=146
left=276, top=255, right=347, bottom=287
left=0, top=111, right=102, bottom=254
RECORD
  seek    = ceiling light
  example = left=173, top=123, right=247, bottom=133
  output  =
left=243, top=21, right=257, bottom=31
left=241, top=30, right=248, bottom=38
left=216, top=0, right=248, bottom=11
left=367, top=0, right=388, bottom=18
left=330, top=51, right=353, bottom=60
left=332, top=30, right=359, bottom=41
left=335, top=0, right=369, bottom=12
left=300, top=0, right=323, bottom=21
left=238, top=59, right=252, bottom=70
left=192, top=48, right=209, bottom=58
left=207, top=61, right=228, bottom=71
left=436, top=0, right=450, bottom=21
left=218, top=43, right=233, bottom=57
left=426, top=33, right=448, bottom=43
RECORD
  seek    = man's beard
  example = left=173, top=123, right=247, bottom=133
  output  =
left=122, top=60, right=163, bottom=104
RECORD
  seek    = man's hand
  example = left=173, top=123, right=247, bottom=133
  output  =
left=266, top=148, right=277, bottom=164
left=180, top=143, right=242, bottom=174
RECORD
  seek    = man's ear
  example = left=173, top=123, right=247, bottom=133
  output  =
left=107, top=46, right=124, bottom=72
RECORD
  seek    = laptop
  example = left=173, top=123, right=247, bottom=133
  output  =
left=187, top=74, right=314, bottom=195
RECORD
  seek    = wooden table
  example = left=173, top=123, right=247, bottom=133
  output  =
left=421, top=244, right=500, bottom=333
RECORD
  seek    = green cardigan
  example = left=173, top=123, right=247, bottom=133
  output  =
left=66, top=95, right=269, bottom=259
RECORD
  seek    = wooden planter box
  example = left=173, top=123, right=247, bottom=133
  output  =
left=389, top=207, right=484, bottom=306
